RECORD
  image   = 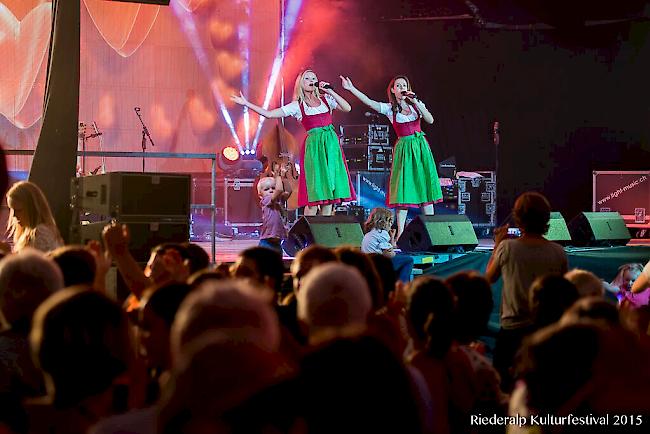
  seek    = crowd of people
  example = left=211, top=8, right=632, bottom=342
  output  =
left=1, top=174, right=650, bottom=434
left=0, top=66, right=648, bottom=430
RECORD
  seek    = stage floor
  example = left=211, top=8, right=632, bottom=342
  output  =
left=197, top=237, right=650, bottom=263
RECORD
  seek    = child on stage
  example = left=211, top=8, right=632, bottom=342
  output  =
left=361, top=207, right=414, bottom=283
left=257, top=164, right=291, bottom=253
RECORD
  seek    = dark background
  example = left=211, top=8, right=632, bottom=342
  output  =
left=285, top=0, right=650, bottom=222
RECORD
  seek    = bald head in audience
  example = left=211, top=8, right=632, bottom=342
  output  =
left=170, top=279, right=281, bottom=359
left=0, top=249, right=64, bottom=330
left=565, top=269, right=605, bottom=298
left=297, top=263, right=371, bottom=342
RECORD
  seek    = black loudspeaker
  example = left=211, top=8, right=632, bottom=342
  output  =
left=544, top=212, right=572, bottom=245
left=75, top=220, right=189, bottom=262
left=397, top=215, right=478, bottom=253
left=284, top=216, right=364, bottom=256
left=568, top=212, right=631, bottom=247
left=71, top=172, right=191, bottom=219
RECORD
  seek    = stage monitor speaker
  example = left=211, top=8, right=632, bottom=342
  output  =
left=74, top=220, right=189, bottom=262
left=283, top=216, right=364, bottom=256
left=397, top=215, right=478, bottom=253
left=544, top=212, right=572, bottom=245
left=568, top=212, right=630, bottom=247
left=72, top=172, right=191, bottom=219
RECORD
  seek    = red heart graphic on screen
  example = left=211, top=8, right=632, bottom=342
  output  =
left=83, top=0, right=160, bottom=57
left=0, top=2, right=51, bottom=126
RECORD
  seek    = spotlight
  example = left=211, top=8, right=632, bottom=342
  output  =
left=218, top=144, right=262, bottom=177
left=222, top=146, right=240, bottom=163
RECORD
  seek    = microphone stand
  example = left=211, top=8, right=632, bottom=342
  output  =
left=493, top=121, right=500, bottom=226
left=134, top=108, right=155, bottom=172
left=82, top=129, right=87, bottom=174
left=85, top=122, right=106, bottom=175
left=98, top=133, right=106, bottom=174
left=78, top=122, right=87, bottom=175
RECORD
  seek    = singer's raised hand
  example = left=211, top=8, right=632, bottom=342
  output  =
left=341, top=76, right=382, bottom=112
left=340, top=76, right=354, bottom=91
left=230, top=91, right=248, bottom=106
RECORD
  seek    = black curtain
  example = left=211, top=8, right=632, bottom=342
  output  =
left=313, top=18, right=650, bottom=222
left=29, top=0, right=80, bottom=242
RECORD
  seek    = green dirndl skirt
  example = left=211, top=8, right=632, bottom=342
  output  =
left=298, top=124, right=355, bottom=207
left=388, top=131, right=443, bottom=207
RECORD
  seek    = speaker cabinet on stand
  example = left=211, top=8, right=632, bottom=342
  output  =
left=70, top=172, right=192, bottom=298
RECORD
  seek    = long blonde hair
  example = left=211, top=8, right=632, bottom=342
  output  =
left=6, top=181, right=62, bottom=250
left=293, top=69, right=321, bottom=103
left=364, top=207, right=393, bottom=233
left=611, top=263, right=644, bottom=289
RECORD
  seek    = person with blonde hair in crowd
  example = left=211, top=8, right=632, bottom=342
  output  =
left=610, top=263, right=647, bottom=308
left=3, top=181, right=62, bottom=253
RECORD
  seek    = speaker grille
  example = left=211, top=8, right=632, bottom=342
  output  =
left=397, top=215, right=478, bottom=253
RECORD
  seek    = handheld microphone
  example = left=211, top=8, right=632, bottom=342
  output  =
left=401, top=91, right=417, bottom=99
left=315, top=81, right=334, bottom=91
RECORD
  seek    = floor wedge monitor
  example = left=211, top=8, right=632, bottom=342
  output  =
left=568, top=211, right=630, bottom=247
left=544, top=212, right=572, bottom=245
left=397, top=215, right=478, bottom=253
left=284, top=216, right=364, bottom=256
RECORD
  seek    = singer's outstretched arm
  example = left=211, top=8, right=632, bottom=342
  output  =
left=340, top=76, right=382, bottom=112
left=231, top=92, right=285, bottom=118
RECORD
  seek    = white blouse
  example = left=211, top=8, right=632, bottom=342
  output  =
left=377, top=101, right=422, bottom=123
left=280, top=94, right=338, bottom=121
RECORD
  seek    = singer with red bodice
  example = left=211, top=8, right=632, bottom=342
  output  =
left=231, top=69, right=355, bottom=216
left=341, top=75, right=443, bottom=238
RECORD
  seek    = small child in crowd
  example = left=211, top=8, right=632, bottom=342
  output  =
left=361, top=207, right=413, bottom=283
left=609, top=263, right=647, bottom=308
left=257, top=164, right=291, bottom=254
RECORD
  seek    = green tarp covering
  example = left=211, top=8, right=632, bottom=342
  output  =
left=425, top=246, right=650, bottom=333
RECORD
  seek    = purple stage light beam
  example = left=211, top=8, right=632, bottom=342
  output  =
left=251, top=0, right=303, bottom=148
left=171, top=0, right=243, bottom=150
